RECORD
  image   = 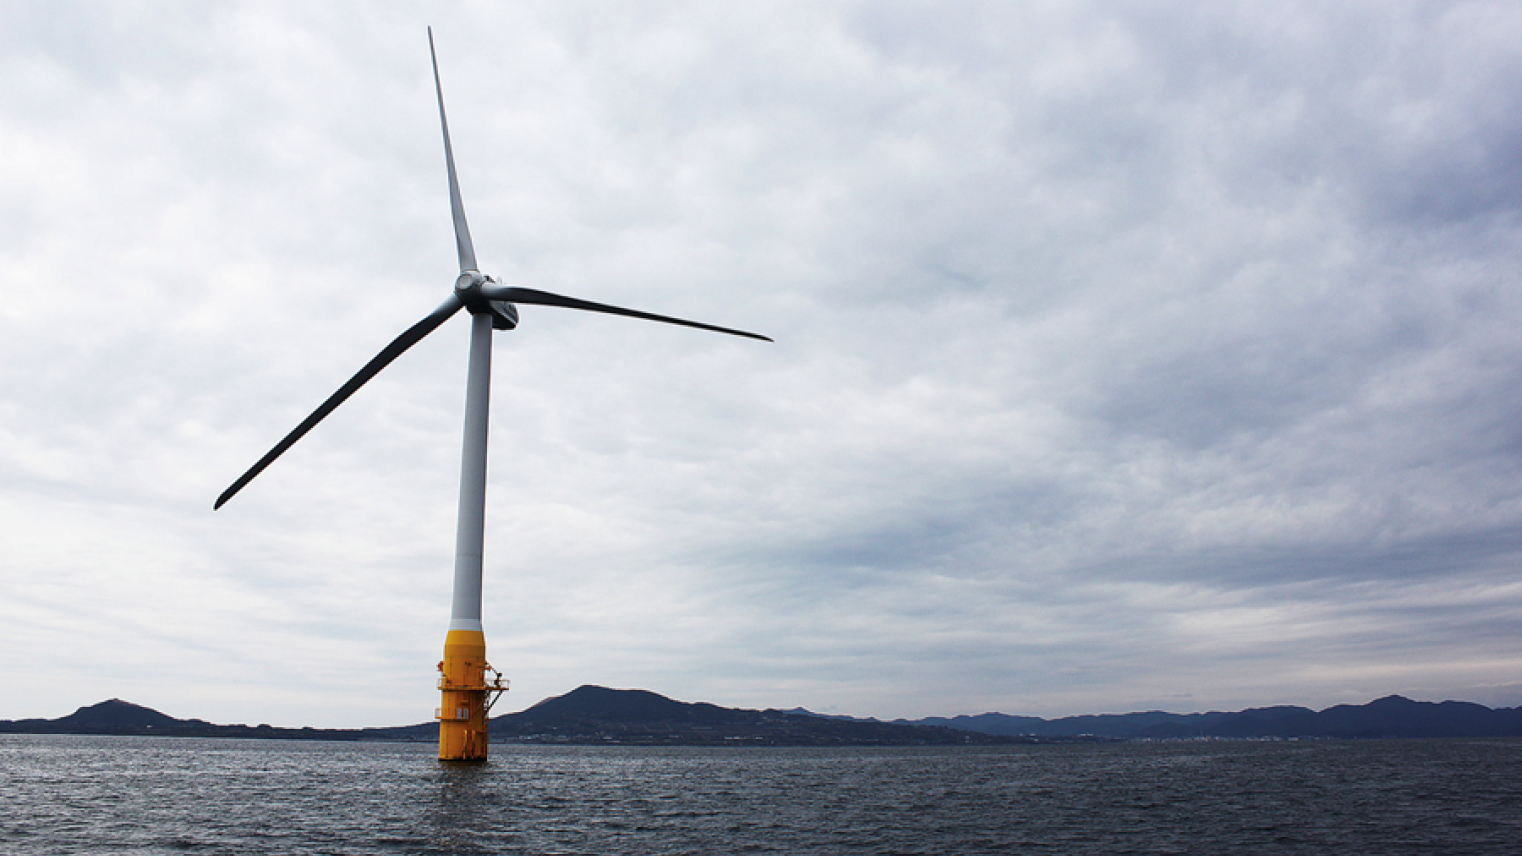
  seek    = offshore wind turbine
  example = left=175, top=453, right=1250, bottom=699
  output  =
left=215, top=28, right=769, bottom=762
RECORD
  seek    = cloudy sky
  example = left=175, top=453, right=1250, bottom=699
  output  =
left=3, top=0, right=1520, bottom=728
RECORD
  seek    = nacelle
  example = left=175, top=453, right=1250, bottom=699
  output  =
left=487, top=300, right=519, bottom=330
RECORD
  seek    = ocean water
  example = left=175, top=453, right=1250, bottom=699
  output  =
left=1, top=735, right=1518, bottom=854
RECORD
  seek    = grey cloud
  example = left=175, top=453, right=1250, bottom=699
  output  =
left=1, top=1, right=1519, bottom=726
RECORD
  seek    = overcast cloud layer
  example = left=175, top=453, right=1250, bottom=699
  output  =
left=2, top=0, right=1520, bottom=727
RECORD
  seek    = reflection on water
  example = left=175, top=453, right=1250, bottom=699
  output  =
left=1, top=736, right=1519, bottom=854
left=429, top=760, right=501, bottom=853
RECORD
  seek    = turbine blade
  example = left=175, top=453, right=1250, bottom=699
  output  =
left=428, top=27, right=477, bottom=273
left=215, top=294, right=465, bottom=510
left=481, top=285, right=773, bottom=342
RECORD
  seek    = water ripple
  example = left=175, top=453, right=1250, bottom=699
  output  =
left=1, top=736, right=1518, bottom=854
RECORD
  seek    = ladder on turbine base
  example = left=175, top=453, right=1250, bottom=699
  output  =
left=435, top=668, right=509, bottom=720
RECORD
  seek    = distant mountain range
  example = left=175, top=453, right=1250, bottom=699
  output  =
left=896, top=694, right=1522, bottom=740
left=0, top=687, right=1015, bottom=746
left=3, top=687, right=1519, bottom=744
left=477, top=686, right=1015, bottom=745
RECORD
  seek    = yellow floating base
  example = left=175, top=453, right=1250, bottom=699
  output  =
left=436, top=629, right=501, bottom=762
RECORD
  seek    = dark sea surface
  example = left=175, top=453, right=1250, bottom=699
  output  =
left=2, top=735, right=1518, bottom=854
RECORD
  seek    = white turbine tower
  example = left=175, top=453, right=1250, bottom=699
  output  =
left=215, top=28, right=770, bottom=762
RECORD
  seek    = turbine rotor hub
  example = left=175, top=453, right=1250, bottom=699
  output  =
left=454, top=271, right=518, bottom=330
left=454, top=271, right=488, bottom=301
